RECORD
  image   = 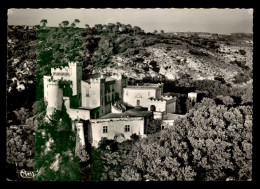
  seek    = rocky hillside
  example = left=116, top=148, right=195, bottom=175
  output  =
left=102, top=32, right=252, bottom=85
left=7, top=24, right=253, bottom=112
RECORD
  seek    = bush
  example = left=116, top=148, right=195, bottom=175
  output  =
left=214, top=76, right=226, bottom=84
left=239, top=49, right=247, bottom=55
left=233, top=73, right=250, bottom=84
left=188, top=49, right=209, bottom=56
left=98, top=137, right=118, bottom=152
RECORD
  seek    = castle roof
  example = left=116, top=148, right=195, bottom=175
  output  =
left=125, top=83, right=163, bottom=89
left=100, top=107, right=152, bottom=119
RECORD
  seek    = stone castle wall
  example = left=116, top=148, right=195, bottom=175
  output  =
left=89, top=117, right=145, bottom=147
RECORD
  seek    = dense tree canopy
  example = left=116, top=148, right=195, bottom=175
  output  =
left=91, top=98, right=252, bottom=181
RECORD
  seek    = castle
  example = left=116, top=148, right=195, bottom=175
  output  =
left=43, top=62, right=190, bottom=147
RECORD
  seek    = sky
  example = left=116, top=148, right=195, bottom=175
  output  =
left=7, top=8, right=253, bottom=34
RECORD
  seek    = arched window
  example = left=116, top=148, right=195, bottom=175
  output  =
left=150, top=105, right=156, bottom=111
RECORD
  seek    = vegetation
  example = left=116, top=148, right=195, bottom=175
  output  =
left=33, top=101, right=81, bottom=181
left=7, top=21, right=252, bottom=181
left=91, top=98, right=252, bottom=181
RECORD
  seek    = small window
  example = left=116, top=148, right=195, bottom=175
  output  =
left=161, top=125, right=164, bottom=130
left=126, top=90, right=128, bottom=96
left=148, top=91, right=150, bottom=96
left=103, top=126, right=108, bottom=133
left=125, top=125, right=130, bottom=132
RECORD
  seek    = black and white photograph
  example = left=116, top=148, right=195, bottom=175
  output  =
left=6, top=8, right=253, bottom=181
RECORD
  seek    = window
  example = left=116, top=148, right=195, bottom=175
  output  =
left=125, top=125, right=130, bottom=132
left=86, top=87, right=89, bottom=97
left=126, top=90, right=128, bottom=96
left=148, top=91, right=150, bottom=96
left=137, top=100, right=140, bottom=106
left=161, top=125, right=164, bottom=130
left=103, top=126, right=108, bottom=133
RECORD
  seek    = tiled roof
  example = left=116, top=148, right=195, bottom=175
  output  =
left=100, top=107, right=152, bottom=119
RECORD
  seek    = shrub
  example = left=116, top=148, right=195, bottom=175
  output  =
left=239, top=49, right=247, bottom=55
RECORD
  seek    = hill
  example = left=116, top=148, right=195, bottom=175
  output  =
left=7, top=24, right=253, bottom=112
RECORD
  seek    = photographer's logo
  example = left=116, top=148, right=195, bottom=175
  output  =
left=17, top=169, right=38, bottom=179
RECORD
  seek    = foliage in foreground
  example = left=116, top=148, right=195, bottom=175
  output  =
left=92, top=98, right=252, bottom=181
left=33, top=101, right=80, bottom=181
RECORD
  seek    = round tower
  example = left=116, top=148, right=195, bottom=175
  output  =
left=46, top=80, right=63, bottom=117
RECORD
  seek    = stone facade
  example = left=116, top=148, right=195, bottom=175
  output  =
left=43, top=62, right=129, bottom=147
left=89, top=117, right=146, bottom=147
left=123, top=83, right=177, bottom=117
left=51, top=62, right=82, bottom=96
left=89, top=107, right=153, bottom=147
left=123, top=83, right=163, bottom=107
left=63, top=97, right=91, bottom=121
left=81, top=74, right=127, bottom=118
left=43, top=62, right=183, bottom=148
left=43, top=77, right=63, bottom=117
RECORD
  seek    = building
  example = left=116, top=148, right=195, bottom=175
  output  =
left=43, top=62, right=129, bottom=147
left=43, top=61, right=182, bottom=148
left=89, top=107, right=153, bottom=147
left=81, top=74, right=127, bottom=118
left=123, top=83, right=177, bottom=119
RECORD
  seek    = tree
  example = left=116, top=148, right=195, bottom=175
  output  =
left=61, top=21, right=69, bottom=27
left=40, top=19, right=48, bottom=27
left=74, top=19, right=80, bottom=24
left=71, top=19, right=80, bottom=28
left=97, top=97, right=252, bottom=181
left=241, top=84, right=253, bottom=104
left=216, top=95, right=235, bottom=106
left=34, top=101, right=81, bottom=181
left=146, top=119, right=162, bottom=134
left=185, top=98, right=195, bottom=112
left=133, top=26, right=141, bottom=36
left=6, top=122, right=35, bottom=180
left=239, top=49, right=247, bottom=55
left=186, top=100, right=252, bottom=180
left=160, top=30, right=164, bottom=34
left=13, top=107, right=31, bottom=125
